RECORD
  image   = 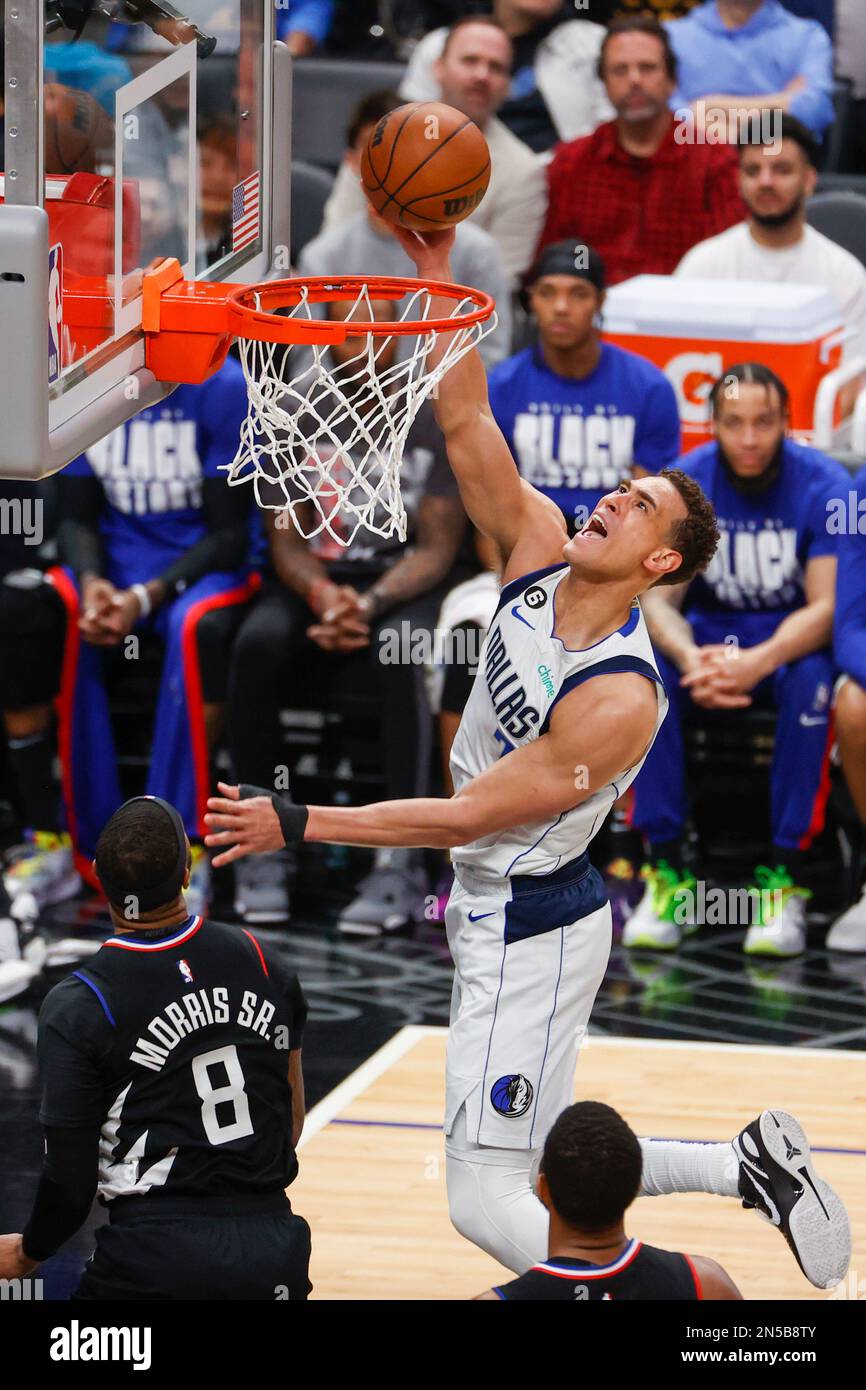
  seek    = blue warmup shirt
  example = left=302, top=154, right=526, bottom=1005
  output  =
left=487, top=342, right=681, bottom=528
left=679, top=438, right=849, bottom=629
left=666, top=0, right=834, bottom=136
left=64, top=357, right=251, bottom=591
left=834, top=464, right=866, bottom=691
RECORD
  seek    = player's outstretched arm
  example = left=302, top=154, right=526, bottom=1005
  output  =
left=391, top=226, right=566, bottom=574
left=204, top=674, right=658, bottom=862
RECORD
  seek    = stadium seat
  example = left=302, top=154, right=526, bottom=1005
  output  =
left=822, top=78, right=853, bottom=174
left=815, top=173, right=866, bottom=199
left=291, top=58, right=407, bottom=172
left=806, top=191, right=866, bottom=266
left=291, top=161, right=336, bottom=260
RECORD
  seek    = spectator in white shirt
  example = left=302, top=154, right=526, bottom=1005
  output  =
left=399, top=0, right=612, bottom=152
left=676, top=116, right=866, bottom=378
left=324, top=24, right=547, bottom=287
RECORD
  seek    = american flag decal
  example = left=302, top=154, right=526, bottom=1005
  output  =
left=232, top=171, right=260, bottom=252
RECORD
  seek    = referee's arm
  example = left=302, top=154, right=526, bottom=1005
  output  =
left=0, top=976, right=108, bottom=1278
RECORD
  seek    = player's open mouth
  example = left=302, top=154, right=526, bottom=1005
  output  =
left=581, top=513, right=608, bottom=539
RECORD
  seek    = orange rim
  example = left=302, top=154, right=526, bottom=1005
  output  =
left=224, top=274, right=496, bottom=344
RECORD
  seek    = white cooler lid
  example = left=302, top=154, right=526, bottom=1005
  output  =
left=603, top=275, right=842, bottom=343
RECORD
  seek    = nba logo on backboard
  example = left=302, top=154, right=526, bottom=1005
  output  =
left=48, top=244, right=63, bottom=385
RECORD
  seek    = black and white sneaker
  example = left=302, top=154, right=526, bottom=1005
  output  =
left=733, top=1109, right=851, bottom=1289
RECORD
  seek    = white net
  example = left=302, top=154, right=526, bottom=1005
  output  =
left=225, top=281, right=496, bottom=549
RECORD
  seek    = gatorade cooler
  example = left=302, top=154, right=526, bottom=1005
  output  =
left=602, top=276, right=845, bottom=450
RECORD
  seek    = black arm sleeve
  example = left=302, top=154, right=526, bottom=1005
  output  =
left=55, top=476, right=105, bottom=579
left=21, top=1123, right=100, bottom=1262
left=157, top=477, right=250, bottom=597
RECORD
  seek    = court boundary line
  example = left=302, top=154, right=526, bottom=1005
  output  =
left=300, top=1025, right=863, bottom=1152
left=298, top=1025, right=441, bottom=1149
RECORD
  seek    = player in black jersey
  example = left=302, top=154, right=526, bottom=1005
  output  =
left=0, top=796, right=312, bottom=1301
left=477, top=1102, right=741, bottom=1301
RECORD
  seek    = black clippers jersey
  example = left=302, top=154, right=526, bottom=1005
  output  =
left=495, top=1241, right=702, bottom=1300
left=36, top=916, right=307, bottom=1206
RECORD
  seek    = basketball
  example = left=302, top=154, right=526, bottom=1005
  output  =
left=360, top=100, right=491, bottom=232
left=44, top=83, right=112, bottom=176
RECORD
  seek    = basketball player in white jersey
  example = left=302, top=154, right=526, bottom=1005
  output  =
left=204, top=227, right=851, bottom=1292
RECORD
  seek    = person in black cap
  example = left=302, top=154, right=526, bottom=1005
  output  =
left=0, top=795, right=312, bottom=1301
left=489, top=239, right=682, bottom=537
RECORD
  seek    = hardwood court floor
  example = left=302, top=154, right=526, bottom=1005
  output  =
left=293, top=1027, right=866, bottom=1301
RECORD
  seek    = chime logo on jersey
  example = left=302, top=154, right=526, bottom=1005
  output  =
left=178, top=959, right=194, bottom=984
left=523, top=585, right=547, bottom=610
left=491, top=1073, right=534, bottom=1118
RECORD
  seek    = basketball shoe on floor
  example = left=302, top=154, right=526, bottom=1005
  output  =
left=621, top=861, right=697, bottom=952
left=0, top=884, right=41, bottom=1003
left=234, top=848, right=294, bottom=923
left=733, top=1109, right=851, bottom=1289
left=338, top=863, right=428, bottom=937
left=742, top=866, right=809, bottom=958
left=4, top=831, right=81, bottom=909
left=826, top=880, right=866, bottom=953
left=184, top=844, right=211, bottom=918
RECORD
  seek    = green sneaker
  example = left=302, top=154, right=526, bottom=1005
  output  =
left=622, top=860, right=698, bottom=951
left=743, top=865, right=811, bottom=958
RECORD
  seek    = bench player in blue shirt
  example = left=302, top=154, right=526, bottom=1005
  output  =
left=629, top=362, right=850, bottom=957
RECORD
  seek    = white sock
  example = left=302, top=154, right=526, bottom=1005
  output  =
left=638, top=1137, right=740, bottom=1199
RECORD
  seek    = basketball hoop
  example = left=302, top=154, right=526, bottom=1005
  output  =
left=130, top=259, right=497, bottom=547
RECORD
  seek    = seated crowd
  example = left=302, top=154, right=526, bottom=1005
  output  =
left=0, top=2, right=865, bottom=1009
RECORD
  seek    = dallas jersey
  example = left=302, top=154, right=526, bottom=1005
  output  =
left=494, top=1241, right=702, bottom=1300
left=449, top=563, right=668, bottom=880
left=36, top=916, right=306, bottom=1204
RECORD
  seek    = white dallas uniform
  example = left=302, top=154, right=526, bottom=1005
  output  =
left=445, top=562, right=667, bottom=1150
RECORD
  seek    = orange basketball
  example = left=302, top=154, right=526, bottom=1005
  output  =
left=360, top=101, right=491, bottom=232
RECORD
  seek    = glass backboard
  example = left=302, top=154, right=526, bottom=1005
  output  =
left=0, top=0, right=290, bottom=477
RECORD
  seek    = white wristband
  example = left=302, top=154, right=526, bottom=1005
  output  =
left=131, top=583, right=152, bottom=619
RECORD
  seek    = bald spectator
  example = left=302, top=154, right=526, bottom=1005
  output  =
left=400, top=0, right=612, bottom=153
left=324, top=23, right=547, bottom=286
left=536, top=15, right=744, bottom=284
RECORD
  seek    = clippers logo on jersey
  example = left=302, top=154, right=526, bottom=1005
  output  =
left=523, top=584, right=547, bottom=610
left=178, top=959, right=194, bottom=984
left=484, top=626, right=541, bottom=739
left=491, top=1073, right=534, bottom=1118
left=85, top=409, right=206, bottom=516
left=701, top=519, right=800, bottom=610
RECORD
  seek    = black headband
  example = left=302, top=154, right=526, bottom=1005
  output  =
left=523, top=240, right=607, bottom=295
left=96, top=796, right=188, bottom=912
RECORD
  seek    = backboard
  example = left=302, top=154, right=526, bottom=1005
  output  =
left=0, top=0, right=291, bottom=477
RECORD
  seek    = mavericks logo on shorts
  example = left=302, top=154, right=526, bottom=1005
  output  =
left=490, top=1074, right=534, bottom=1118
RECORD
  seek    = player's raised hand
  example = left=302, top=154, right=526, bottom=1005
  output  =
left=390, top=225, right=456, bottom=275
left=204, top=781, right=309, bottom=866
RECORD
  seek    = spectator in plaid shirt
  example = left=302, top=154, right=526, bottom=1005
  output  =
left=536, top=15, right=744, bottom=284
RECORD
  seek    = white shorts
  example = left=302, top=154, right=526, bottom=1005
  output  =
left=444, top=855, right=612, bottom=1152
